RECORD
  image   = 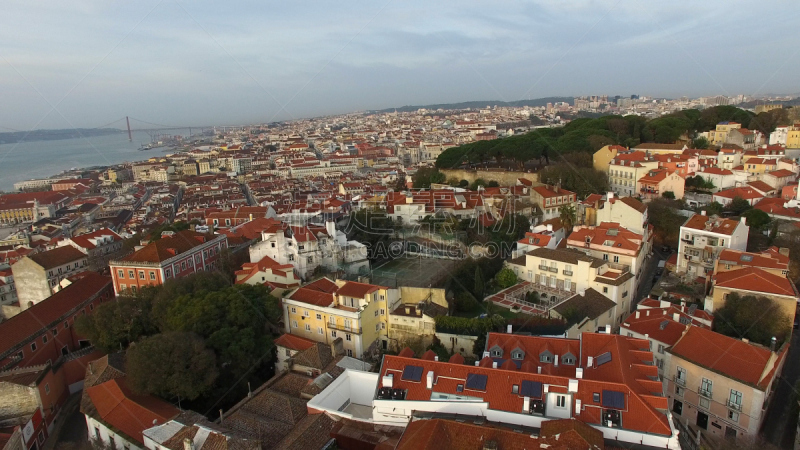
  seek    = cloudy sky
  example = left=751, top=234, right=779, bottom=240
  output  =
left=1, top=0, right=798, bottom=130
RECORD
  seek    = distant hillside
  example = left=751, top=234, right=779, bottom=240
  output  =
left=740, top=97, right=800, bottom=109
left=370, top=97, right=574, bottom=114
left=0, top=128, right=122, bottom=145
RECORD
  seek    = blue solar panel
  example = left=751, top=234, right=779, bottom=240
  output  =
left=519, top=380, right=542, bottom=398
left=602, top=390, right=625, bottom=409
left=402, top=365, right=424, bottom=382
left=465, top=373, right=488, bottom=391
left=596, top=352, right=612, bottom=367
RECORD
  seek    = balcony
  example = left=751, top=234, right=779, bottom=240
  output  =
left=726, top=400, right=742, bottom=411
left=538, top=265, right=549, bottom=271
left=681, top=238, right=694, bottom=245
left=548, top=266, right=559, bottom=273
left=698, top=387, right=712, bottom=398
left=562, top=270, right=573, bottom=276
left=674, top=375, right=686, bottom=387
left=328, top=322, right=362, bottom=334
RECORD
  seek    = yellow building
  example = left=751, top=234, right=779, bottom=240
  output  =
left=282, top=278, right=399, bottom=358
left=741, top=157, right=777, bottom=175
left=707, top=121, right=742, bottom=146
left=708, top=267, right=798, bottom=323
left=786, top=125, right=800, bottom=149
left=592, top=144, right=625, bottom=172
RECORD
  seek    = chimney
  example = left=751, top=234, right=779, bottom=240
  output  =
left=635, top=311, right=640, bottom=319
left=405, top=306, right=411, bottom=315
left=701, top=210, right=706, bottom=216
left=576, top=368, right=584, bottom=379
left=607, top=192, right=614, bottom=200
left=771, top=336, right=777, bottom=351
left=673, top=312, right=680, bottom=322
left=740, top=216, right=747, bottom=225
left=662, top=309, right=667, bottom=315
left=383, top=374, right=393, bottom=388
left=646, top=310, right=650, bottom=317
left=183, top=438, right=194, bottom=450
left=537, top=366, right=541, bottom=374
left=779, top=247, right=790, bottom=256
left=587, top=356, right=594, bottom=367
left=426, top=370, right=434, bottom=389
left=575, top=399, right=582, bottom=414
left=605, top=325, right=611, bottom=334
left=554, top=355, right=559, bottom=366
left=492, top=361, right=498, bottom=369
left=434, top=355, right=439, bottom=362
left=523, top=396, right=530, bottom=413
left=475, top=361, right=480, bottom=366
left=506, top=324, right=512, bottom=334
left=742, top=338, right=749, bottom=343
left=546, top=224, right=553, bottom=232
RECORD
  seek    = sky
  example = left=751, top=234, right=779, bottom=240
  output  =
left=1, top=0, right=798, bottom=130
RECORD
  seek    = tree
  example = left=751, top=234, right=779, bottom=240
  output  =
left=741, top=208, right=771, bottom=230
left=126, top=332, right=218, bottom=400
left=713, top=293, right=791, bottom=347
left=647, top=198, right=686, bottom=246
left=413, top=167, right=446, bottom=189
left=474, top=266, right=485, bottom=299
left=725, top=196, right=752, bottom=216
left=459, top=179, right=469, bottom=188
left=487, top=180, right=500, bottom=188
left=495, top=268, right=518, bottom=289
left=691, top=136, right=709, bottom=149
left=705, top=201, right=724, bottom=216
left=662, top=191, right=675, bottom=200
left=75, top=295, right=157, bottom=353
left=559, top=204, right=576, bottom=233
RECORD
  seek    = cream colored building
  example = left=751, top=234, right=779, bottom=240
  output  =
left=664, top=326, right=786, bottom=440
left=607, top=153, right=658, bottom=197
left=677, top=213, right=749, bottom=278
left=708, top=121, right=742, bottom=147
left=387, top=287, right=448, bottom=351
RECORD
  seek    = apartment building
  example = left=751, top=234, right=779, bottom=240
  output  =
left=506, top=247, right=634, bottom=326
left=708, top=121, right=742, bottom=146
left=607, top=152, right=658, bottom=197
left=234, top=254, right=301, bottom=296
left=708, top=266, right=798, bottom=321
left=514, top=222, right=564, bottom=257
left=713, top=247, right=789, bottom=276
left=637, top=169, right=685, bottom=200
left=12, top=246, right=89, bottom=308
left=109, top=230, right=228, bottom=295
left=677, top=213, right=749, bottom=278
left=566, top=222, right=649, bottom=296
left=620, top=300, right=712, bottom=378
left=387, top=287, right=449, bottom=352
left=282, top=278, right=400, bottom=358
left=58, top=228, right=124, bottom=271
left=308, top=331, right=681, bottom=449
left=530, top=185, right=576, bottom=221
left=595, top=193, right=648, bottom=234
left=665, top=326, right=786, bottom=440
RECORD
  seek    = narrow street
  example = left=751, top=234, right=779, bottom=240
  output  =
left=761, top=331, right=800, bottom=449
left=631, top=248, right=665, bottom=313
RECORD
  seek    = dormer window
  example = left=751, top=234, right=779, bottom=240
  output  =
left=511, top=348, right=525, bottom=360
left=539, top=350, right=553, bottom=363
left=489, top=345, right=503, bottom=358
left=562, top=352, right=576, bottom=365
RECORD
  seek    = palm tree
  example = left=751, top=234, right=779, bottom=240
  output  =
left=559, top=204, right=576, bottom=234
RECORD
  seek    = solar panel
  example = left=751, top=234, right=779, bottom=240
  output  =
left=401, top=365, right=424, bottom=382
left=519, top=380, right=542, bottom=398
left=465, top=373, right=488, bottom=391
left=596, top=352, right=612, bottom=367
left=602, top=390, right=625, bottom=409
left=688, top=304, right=698, bottom=315
left=659, top=320, right=669, bottom=330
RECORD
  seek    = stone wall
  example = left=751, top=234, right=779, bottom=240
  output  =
left=440, top=169, right=539, bottom=186
left=0, top=382, right=38, bottom=421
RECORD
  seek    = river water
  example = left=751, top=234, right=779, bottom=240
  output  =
left=0, top=129, right=193, bottom=191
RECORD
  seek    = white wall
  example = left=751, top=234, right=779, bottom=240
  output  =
left=85, top=416, right=141, bottom=450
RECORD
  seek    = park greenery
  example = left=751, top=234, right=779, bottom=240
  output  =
left=75, top=273, right=281, bottom=410
left=712, top=293, right=791, bottom=347
left=495, top=268, right=518, bottom=289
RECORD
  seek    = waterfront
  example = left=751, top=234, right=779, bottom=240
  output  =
left=0, top=129, right=192, bottom=191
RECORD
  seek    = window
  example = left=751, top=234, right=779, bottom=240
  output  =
left=43, top=335, right=48, bottom=344
left=562, top=355, right=575, bottom=365
left=285, top=348, right=291, bottom=356
left=700, top=377, right=713, bottom=397
left=307, top=256, right=313, bottom=263
left=128, top=270, right=134, bottom=278
left=181, top=261, right=186, bottom=271
left=139, top=271, right=145, bottom=279
left=165, top=268, right=171, bottom=278
left=316, top=314, right=322, bottom=320
left=564, top=279, right=571, bottom=290
left=555, top=395, right=567, bottom=408
left=729, top=389, right=743, bottom=408
left=304, top=310, right=310, bottom=317
left=52, top=328, right=58, bottom=336
left=45, top=383, right=50, bottom=394
left=64, top=321, right=69, bottom=329
left=318, top=327, right=323, bottom=334
left=593, top=392, right=600, bottom=403
left=602, top=287, right=608, bottom=294
left=675, top=386, right=683, bottom=397
left=613, top=255, right=620, bottom=263
left=346, top=334, right=352, bottom=341
left=699, top=397, right=709, bottom=409
left=512, top=384, right=519, bottom=394
left=457, top=384, right=464, bottom=392
left=375, top=324, right=380, bottom=332
left=603, top=253, right=609, bottom=261
left=331, top=331, right=337, bottom=338
left=118, top=270, right=124, bottom=278
left=150, top=272, right=156, bottom=280
left=374, top=310, right=379, bottom=317
left=657, top=344, right=665, bottom=354
left=728, top=410, right=739, bottom=422
left=30, top=342, right=37, bottom=352
left=291, top=320, right=298, bottom=328
left=291, top=307, right=296, bottom=314
left=380, top=308, right=385, bottom=315
left=304, top=324, right=311, bottom=331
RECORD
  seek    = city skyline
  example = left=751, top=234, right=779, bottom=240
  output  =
left=1, top=0, right=799, bottom=130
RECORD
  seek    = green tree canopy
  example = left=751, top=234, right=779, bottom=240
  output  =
left=126, top=331, right=219, bottom=400
left=725, top=196, right=752, bottom=216
left=647, top=198, right=686, bottom=246
left=713, top=293, right=791, bottom=347
left=413, top=167, right=446, bottom=188
left=741, top=208, right=771, bottom=230
left=495, top=268, right=518, bottom=289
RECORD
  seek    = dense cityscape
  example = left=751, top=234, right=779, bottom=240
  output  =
left=1, top=90, right=800, bottom=450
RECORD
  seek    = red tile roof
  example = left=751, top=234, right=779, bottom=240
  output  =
left=336, top=281, right=385, bottom=299
left=682, top=215, right=743, bottom=235
left=274, top=333, right=316, bottom=352
left=717, top=248, right=789, bottom=271
left=26, top=245, right=86, bottom=270
left=86, top=378, right=179, bottom=444
left=669, top=326, right=781, bottom=389
left=0, top=273, right=111, bottom=357
left=121, top=230, right=220, bottom=264
left=286, top=287, right=335, bottom=307
left=713, top=266, right=797, bottom=297
left=68, top=228, right=122, bottom=250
